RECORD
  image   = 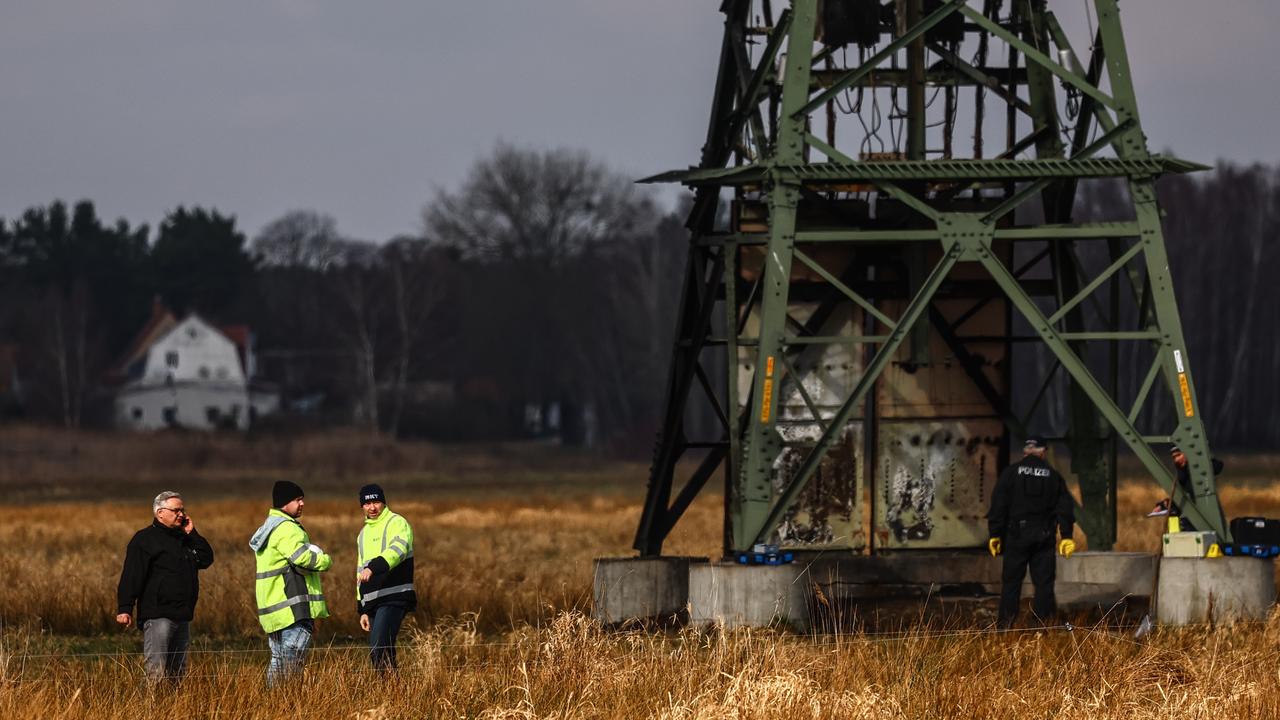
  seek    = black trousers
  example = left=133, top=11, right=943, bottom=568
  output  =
left=1170, top=504, right=1197, bottom=532
left=998, top=537, right=1057, bottom=627
left=368, top=602, right=408, bottom=673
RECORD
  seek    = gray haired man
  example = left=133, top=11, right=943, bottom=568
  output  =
left=116, top=491, right=215, bottom=684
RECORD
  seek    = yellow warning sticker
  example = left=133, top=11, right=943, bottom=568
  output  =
left=1178, top=373, right=1194, bottom=417
left=760, top=355, right=776, bottom=423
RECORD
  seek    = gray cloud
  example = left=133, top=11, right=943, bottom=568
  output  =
left=0, top=1, right=1272, bottom=241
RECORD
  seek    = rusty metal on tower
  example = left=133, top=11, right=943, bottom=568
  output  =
left=635, top=0, right=1226, bottom=557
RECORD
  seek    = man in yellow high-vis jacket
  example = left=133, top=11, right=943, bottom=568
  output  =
left=355, top=483, right=415, bottom=673
left=249, top=480, right=332, bottom=686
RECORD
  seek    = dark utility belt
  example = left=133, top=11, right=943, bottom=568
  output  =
left=1009, top=517, right=1054, bottom=536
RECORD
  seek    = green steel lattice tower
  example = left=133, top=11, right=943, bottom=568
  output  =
left=635, top=0, right=1227, bottom=557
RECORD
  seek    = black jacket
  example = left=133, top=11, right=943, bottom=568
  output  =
left=1172, top=458, right=1225, bottom=512
left=117, top=520, right=215, bottom=623
left=358, top=555, right=417, bottom=615
left=987, top=455, right=1074, bottom=542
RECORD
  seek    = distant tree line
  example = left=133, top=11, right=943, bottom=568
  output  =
left=0, top=144, right=686, bottom=449
left=0, top=203, right=250, bottom=427
left=1, top=150, right=1275, bottom=450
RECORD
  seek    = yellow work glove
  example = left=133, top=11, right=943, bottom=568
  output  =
left=1058, top=539, right=1076, bottom=558
left=987, top=538, right=1002, bottom=557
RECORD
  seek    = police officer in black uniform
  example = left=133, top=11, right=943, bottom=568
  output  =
left=986, top=436, right=1076, bottom=627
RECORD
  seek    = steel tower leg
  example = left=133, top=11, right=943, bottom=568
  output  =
left=636, top=0, right=1230, bottom=557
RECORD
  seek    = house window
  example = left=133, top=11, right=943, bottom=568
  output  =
left=206, top=406, right=220, bottom=423
left=165, top=351, right=179, bottom=368
left=187, top=327, right=198, bottom=339
left=198, top=366, right=210, bottom=379
left=162, top=407, right=177, bottom=427
left=131, top=407, right=142, bottom=420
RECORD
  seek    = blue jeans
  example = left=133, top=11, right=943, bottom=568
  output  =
left=368, top=603, right=407, bottom=672
left=142, top=618, right=190, bottom=685
left=266, top=619, right=313, bottom=686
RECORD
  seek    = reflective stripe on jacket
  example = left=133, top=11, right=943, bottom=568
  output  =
left=250, top=509, right=332, bottom=633
left=357, top=508, right=416, bottom=613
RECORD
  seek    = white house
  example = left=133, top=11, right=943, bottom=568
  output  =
left=114, top=312, right=278, bottom=431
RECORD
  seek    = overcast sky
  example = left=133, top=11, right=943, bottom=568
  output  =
left=2, top=1, right=1276, bottom=242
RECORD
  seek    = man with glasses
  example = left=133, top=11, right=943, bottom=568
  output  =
left=116, top=490, right=215, bottom=684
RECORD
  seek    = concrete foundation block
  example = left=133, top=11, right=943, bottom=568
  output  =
left=804, top=551, right=1156, bottom=609
left=1048, top=551, right=1157, bottom=609
left=804, top=552, right=1000, bottom=598
left=595, top=552, right=1163, bottom=630
left=592, top=556, right=704, bottom=625
left=688, top=562, right=811, bottom=631
left=1157, top=557, right=1276, bottom=625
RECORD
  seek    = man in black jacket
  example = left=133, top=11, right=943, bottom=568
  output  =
left=116, top=491, right=215, bottom=684
left=1169, top=445, right=1225, bottom=531
left=986, top=437, right=1075, bottom=628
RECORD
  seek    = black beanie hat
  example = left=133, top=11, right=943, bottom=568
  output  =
left=273, top=480, right=305, bottom=509
left=359, top=483, right=386, bottom=505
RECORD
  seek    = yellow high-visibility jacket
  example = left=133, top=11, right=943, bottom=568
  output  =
left=357, top=508, right=416, bottom=613
left=250, top=509, right=332, bottom=633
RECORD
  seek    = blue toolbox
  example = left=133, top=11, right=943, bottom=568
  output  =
left=1221, top=543, right=1280, bottom=559
left=735, top=544, right=795, bottom=565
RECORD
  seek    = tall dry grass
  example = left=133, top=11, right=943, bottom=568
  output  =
left=2, top=425, right=1279, bottom=636
left=4, top=612, right=1280, bottom=718
left=0, top=493, right=721, bottom=637
left=3, top=426, right=1280, bottom=717
left=0, top=425, right=719, bottom=637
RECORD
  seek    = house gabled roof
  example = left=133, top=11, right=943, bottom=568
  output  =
left=218, top=324, right=252, bottom=375
left=106, top=298, right=178, bottom=383
left=218, top=324, right=250, bottom=350
left=108, top=304, right=257, bottom=386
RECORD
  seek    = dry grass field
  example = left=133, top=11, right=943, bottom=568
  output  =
left=2, top=426, right=1280, bottom=718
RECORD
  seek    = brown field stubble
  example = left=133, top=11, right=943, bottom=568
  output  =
left=2, top=426, right=1280, bottom=718
left=5, top=615, right=1280, bottom=719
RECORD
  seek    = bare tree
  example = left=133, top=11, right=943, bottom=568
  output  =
left=253, top=210, right=345, bottom=270
left=423, top=143, right=678, bottom=445
left=380, top=237, right=449, bottom=435
left=33, top=282, right=92, bottom=427
left=426, top=143, right=650, bottom=265
left=330, top=240, right=383, bottom=430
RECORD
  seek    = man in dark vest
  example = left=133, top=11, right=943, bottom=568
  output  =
left=986, top=436, right=1075, bottom=627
